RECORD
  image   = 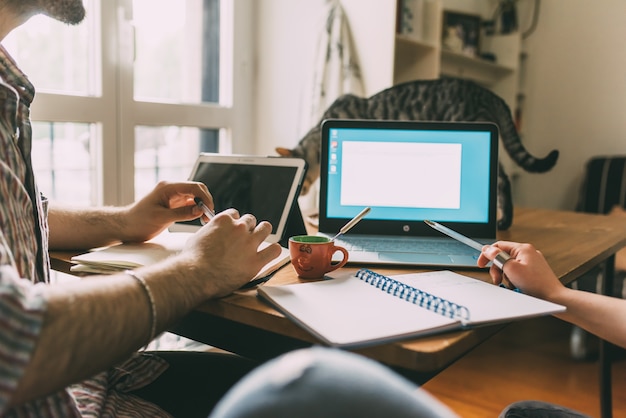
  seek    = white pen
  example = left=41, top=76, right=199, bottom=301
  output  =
left=194, top=197, right=215, bottom=225
left=424, top=219, right=512, bottom=274
left=330, top=207, right=371, bottom=242
left=424, top=219, right=483, bottom=252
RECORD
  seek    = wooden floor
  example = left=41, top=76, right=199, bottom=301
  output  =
left=422, top=317, right=626, bottom=417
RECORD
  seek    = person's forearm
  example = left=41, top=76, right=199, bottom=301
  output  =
left=552, top=288, right=626, bottom=349
left=48, top=205, right=128, bottom=250
left=10, top=257, right=207, bottom=407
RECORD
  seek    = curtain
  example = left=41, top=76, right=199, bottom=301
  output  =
left=302, top=0, right=365, bottom=131
left=298, top=0, right=365, bottom=215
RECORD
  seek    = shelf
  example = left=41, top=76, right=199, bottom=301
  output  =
left=390, top=1, right=520, bottom=107
left=395, top=34, right=438, bottom=53
left=394, top=34, right=440, bottom=82
left=440, top=49, right=515, bottom=85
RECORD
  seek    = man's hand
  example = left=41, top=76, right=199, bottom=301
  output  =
left=177, top=208, right=283, bottom=297
left=121, top=181, right=214, bottom=242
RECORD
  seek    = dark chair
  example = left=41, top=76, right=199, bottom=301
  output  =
left=572, top=156, right=626, bottom=418
left=571, top=156, right=626, bottom=359
left=577, top=155, right=626, bottom=216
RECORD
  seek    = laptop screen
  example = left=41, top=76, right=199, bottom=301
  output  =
left=319, top=119, right=499, bottom=238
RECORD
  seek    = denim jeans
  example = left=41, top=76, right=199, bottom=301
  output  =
left=209, top=346, right=458, bottom=418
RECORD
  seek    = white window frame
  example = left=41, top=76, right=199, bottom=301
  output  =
left=29, top=0, right=254, bottom=206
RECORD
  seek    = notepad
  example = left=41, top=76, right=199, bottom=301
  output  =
left=257, top=268, right=566, bottom=348
left=71, top=231, right=291, bottom=281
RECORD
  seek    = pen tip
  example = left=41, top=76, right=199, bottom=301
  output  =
left=424, top=220, right=433, bottom=226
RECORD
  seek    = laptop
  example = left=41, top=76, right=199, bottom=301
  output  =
left=318, top=119, right=499, bottom=268
left=170, top=153, right=308, bottom=246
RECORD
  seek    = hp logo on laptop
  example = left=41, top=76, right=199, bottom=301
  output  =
left=403, top=225, right=410, bottom=232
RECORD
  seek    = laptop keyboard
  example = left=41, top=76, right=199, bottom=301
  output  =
left=334, top=236, right=479, bottom=256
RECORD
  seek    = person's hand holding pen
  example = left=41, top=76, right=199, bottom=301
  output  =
left=120, top=181, right=215, bottom=242
left=477, top=241, right=564, bottom=299
left=420, top=220, right=563, bottom=296
left=424, top=220, right=517, bottom=290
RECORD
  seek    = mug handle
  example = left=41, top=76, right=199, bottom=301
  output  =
left=327, top=245, right=349, bottom=272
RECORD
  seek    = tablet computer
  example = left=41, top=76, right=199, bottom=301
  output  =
left=170, top=153, right=307, bottom=244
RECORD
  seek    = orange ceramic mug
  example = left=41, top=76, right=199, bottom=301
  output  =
left=288, top=235, right=349, bottom=279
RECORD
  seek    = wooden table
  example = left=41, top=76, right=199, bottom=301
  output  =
left=51, top=207, right=626, bottom=417
left=167, top=208, right=626, bottom=376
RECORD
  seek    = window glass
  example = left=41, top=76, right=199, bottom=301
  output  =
left=134, top=126, right=220, bottom=199
left=133, top=0, right=220, bottom=104
left=32, top=122, right=99, bottom=205
left=3, top=0, right=99, bottom=96
left=6, top=0, right=232, bottom=206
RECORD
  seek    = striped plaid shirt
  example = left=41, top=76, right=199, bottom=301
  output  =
left=0, top=46, right=170, bottom=417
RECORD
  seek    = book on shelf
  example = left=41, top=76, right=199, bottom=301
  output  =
left=257, top=268, right=565, bottom=348
left=71, top=231, right=291, bottom=282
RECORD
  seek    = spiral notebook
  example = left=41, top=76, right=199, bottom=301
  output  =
left=257, top=269, right=565, bottom=348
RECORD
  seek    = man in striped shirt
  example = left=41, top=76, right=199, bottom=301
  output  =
left=0, top=1, right=282, bottom=416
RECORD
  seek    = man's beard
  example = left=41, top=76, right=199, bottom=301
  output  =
left=37, top=0, right=86, bottom=25
left=7, top=0, right=86, bottom=25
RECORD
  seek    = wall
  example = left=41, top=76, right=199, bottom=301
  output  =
left=253, top=0, right=626, bottom=212
left=253, top=0, right=396, bottom=157
left=516, top=0, right=626, bottom=210
left=253, top=0, right=325, bottom=156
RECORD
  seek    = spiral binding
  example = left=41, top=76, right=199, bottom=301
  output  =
left=355, top=268, right=471, bottom=321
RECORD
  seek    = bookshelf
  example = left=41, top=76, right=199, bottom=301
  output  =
left=393, top=0, right=522, bottom=110
left=390, top=0, right=523, bottom=176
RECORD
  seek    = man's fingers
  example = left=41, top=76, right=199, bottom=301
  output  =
left=239, top=214, right=257, bottom=231
left=258, top=242, right=283, bottom=265
left=219, top=208, right=241, bottom=219
left=253, top=221, right=273, bottom=239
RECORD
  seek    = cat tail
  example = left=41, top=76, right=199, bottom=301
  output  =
left=495, top=105, right=559, bottom=173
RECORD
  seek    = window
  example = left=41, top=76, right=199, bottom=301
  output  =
left=4, top=0, right=253, bottom=205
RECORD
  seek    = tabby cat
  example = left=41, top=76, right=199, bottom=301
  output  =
left=277, top=78, right=559, bottom=230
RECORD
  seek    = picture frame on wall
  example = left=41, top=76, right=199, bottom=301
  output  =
left=441, top=11, right=481, bottom=57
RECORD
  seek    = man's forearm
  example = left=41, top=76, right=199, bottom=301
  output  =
left=11, top=259, right=206, bottom=406
left=48, top=205, right=128, bottom=250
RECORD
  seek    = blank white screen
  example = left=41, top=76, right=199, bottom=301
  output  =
left=339, top=141, right=462, bottom=209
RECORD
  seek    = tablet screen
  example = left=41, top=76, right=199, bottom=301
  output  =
left=170, top=154, right=306, bottom=243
